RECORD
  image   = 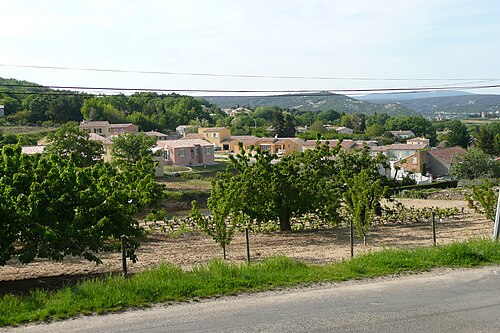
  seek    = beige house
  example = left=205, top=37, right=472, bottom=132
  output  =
left=79, top=121, right=138, bottom=138
left=144, top=130, right=169, bottom=141
left=396, top=146, right=467, bottom=178
left=198, top=127, right=232, bottom=151
left=88, top=133, right=113, bottom=161
left=231, top=136, right=304, bottom=156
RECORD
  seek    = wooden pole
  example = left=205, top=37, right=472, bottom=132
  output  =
left=493, top=188, right=500, bottom=241
left=350, top=218, right=354, bottom=258
left=121, top=235, right=127, bottom=276
left=245, top=227, right=250, bottom=263
left=431, top=211, right=437, bottom=247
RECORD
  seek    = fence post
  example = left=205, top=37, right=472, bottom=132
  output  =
left=431, top=211, right=436, bottom=247
left=121, top=235, right=128, bottom=276
left=245, top=227, right=251, bottom=263
left=350, top=218, right=354, bottom=258
left=493, top=189, right=500, bottom=241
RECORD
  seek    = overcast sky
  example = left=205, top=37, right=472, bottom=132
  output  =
left=2, top=0, right=500, bottom=95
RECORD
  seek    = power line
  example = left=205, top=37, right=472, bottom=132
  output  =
left=1, top=82, right=500, bottom=95
left=1, top=63, right=500, bottom=82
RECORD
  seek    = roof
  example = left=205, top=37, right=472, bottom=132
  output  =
left=144, top=131, right=168, bottom=137
left=88, top=133, right=112, bottom=145
left=231, top=136, right=261, bottom=145
left=200, top=127, right=229, bottom=133
left=371, top=143, right=428, bottom=151
left=182, top=133, right=204, bottom=139
left=79, top=121, right=110, bottom=128
left=21, top=145, right=46, bottom=154
left=427, top=146, right=467, bottom=163
left=157, top=139, right=213, bottom=149
left=407, top=137, right=429, bottom=142
left=275, top=138, right=305, bottom=145
left=108, top=123, right=137, bottom=128
left=388, top=130, right=415, bottom=136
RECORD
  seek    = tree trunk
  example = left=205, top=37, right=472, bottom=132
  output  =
left=279, top=209, right=292, bottom=231
left=222, top=244, right=226, bottom=260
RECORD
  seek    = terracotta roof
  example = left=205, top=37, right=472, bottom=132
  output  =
left=231, top=136, right=261, bottom=145
left=144, top=131, right=168, bottom=137
left=427, top=146, right=467, bottom=163
left=388, top=130, right=415, bottom=136
left=89, top=133, right=112, bottom=145
left=157, top=139, right=213, bottom=149
left=200, top=127, right=228, bottom=133
left=79, top=121, right=109, bottom=128
left=109, top=123, right=136, bottom=128
left=275, top=138, right=305, bottom=145
left=182, top=133, right=204, bottom=139
left=371, top=143, right=427, bottom=151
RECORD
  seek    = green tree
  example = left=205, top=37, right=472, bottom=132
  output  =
left=445, top=120, right=470, bottom=148
left=450, top=148, right=500, bottom=180
left=0, top=146, right=161, bottom=265
left=468, top=181, right=498, bottom=222
left=364, top=123, right=385, bottom=137
left=44, top=122, right=104, bottom=167
left=342, top=169, right=384, bottom=247
left=476, top=126, right=495, bottom=155
left=111, top=132, right=157, bottom=163
left=310, top=120, right=326, bottom=133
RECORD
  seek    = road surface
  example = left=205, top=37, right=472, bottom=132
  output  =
left=4, top=266, right=500, bottom=333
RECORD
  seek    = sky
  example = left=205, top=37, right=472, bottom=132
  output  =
left=1, top=0, right=500, bottom=96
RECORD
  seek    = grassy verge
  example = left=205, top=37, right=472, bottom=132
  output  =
left=1, top=239, right=499, bottom=327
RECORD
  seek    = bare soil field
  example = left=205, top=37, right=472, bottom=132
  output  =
left=0, top=199, right=493, bottom=288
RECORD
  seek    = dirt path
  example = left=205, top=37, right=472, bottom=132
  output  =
left=0, top=199, right=493, bottom=284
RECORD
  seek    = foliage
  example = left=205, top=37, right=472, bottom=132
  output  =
left=467, top=181, right=498, bottom=221
left=475, top=126, right=496, bottom=155
left=111, top=132, right=157, bottom=163
left=342, top=169, right=384, bottom=242
left=450, top=148, right=500, bottom=180
left=444, top=120, right=470, bottom=148
left=44, top=122, right=104, bottom=167
left=0, top=145, right=161, bottom=266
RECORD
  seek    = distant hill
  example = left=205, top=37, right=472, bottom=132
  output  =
left=395, top=94, right=500, bottom=116
left=357, top=90, right=474, bottom=102
left=205, top=92, right=416, bottom=116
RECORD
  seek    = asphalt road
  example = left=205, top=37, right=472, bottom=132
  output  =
left=4, top=266, right=500, bottom=333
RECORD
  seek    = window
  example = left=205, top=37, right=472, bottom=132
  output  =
left=163, top=150, right=170, bottom=161
left=179, top=149, right=185, bottom=157
left=260, top=144, right=271, bottom=151
left=120, top=128, right=124, bottom=133
left=205, top=147, right=213, bottom=155
left=114, top=129, right=119, bottom=133
left=412, top=157, right=418, bottom=165
left=212, top=133, right=218, bottom=138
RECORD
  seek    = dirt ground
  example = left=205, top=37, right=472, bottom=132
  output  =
left=0, top=199, right=494, bottom=285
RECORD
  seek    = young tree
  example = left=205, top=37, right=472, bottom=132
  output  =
left=342, top=169, right=384, bottom=248
left=468, top=181, right=497, bottom=222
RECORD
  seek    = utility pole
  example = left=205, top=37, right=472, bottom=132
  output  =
left=493, top=189, right=500, bottom=241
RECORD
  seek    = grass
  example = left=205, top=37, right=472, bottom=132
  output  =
left=1, top=239, right=499, bottom=327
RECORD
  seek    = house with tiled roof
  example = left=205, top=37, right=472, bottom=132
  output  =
left=395, top=146, right=467, bottom=179
left=198, top=127, right=232, bottom=151
left=231, top=136, right=304, bottom=156
left=156, top=139, right=215, bottom=166
left=388, top=130, right=415, bottom=139
left=79, top=121, right=138, bottom=138
left=144, top=130, right=169, bottom=141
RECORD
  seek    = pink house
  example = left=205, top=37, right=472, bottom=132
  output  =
left=156, top=139, right=215, bottom=166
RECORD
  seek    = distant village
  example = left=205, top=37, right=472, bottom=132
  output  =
left=18, top=119, right=468, bottom=184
